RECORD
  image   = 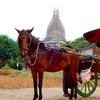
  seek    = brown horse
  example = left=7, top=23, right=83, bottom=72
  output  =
left=15, top=27, right=79, bottom=100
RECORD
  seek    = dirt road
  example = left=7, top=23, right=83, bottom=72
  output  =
left=0, top=71, right=100, bottom=100
left=0, top=87, right=100, bottom=100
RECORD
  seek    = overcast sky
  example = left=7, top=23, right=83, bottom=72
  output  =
left=0, top=0, right=100, bottom=41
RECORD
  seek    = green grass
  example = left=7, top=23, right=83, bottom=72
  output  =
left=12, top=69, right=32, bottom=77
left=44, top=71, right=62, bottom=78
left=0, top=66, right=63, bottom=78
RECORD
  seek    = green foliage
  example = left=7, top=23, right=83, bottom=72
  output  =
left=0, top=34, right=20, bottom=66
left=0, top=64, right=2, bottom=69
left=63, top=37, right=89, bottom=49
left=7, top=58, right=24, bottom=70
left=0, top=35, right=19, bottom=59
left=1, top=65, right=11, bottom=70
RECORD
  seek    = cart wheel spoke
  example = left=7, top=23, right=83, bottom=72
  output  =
left=85, top=83, right=86, bottom=93
left=88, top=81, right=94, bottom=89
left=80, top=84, right=85, bottom=91
left=87, top=82, right=91, bottom=92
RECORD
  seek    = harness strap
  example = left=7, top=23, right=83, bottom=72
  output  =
left=46, top=49, right=54, bottom=71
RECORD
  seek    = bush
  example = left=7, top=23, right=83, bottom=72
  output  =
left=1, top=65, right=11, bottom=70
left=7, top=58, right=24, bottom=70
left=0, top=64, right=2, bottom=69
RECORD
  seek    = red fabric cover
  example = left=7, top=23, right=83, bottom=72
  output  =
left=83, top=28, right=100, bottom=47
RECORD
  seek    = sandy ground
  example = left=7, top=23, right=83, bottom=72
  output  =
left=0, top=70, right=100, bottom=100
left=0, top=87, right=100, bottom=100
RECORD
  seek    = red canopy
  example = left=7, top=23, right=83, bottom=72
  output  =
left=83, top=28, right=100, bottom=47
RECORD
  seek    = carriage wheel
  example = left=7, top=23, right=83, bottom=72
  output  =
left=77, top=72, right=98, bottom=97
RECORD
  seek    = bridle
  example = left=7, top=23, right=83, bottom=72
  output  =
left=18, top=32, right=32, bottom=57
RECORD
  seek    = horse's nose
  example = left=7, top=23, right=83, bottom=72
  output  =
left=21, top=50, right=28, bottom=57
left=21, top=51, right=25, bottom=56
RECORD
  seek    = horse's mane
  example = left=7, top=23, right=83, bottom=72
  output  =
left=30, top=34, right=40, bottom=49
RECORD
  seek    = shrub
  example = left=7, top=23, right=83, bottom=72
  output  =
left=1, top=65, right=11, bottom=70
left=7, top=58, right=24, bottom=70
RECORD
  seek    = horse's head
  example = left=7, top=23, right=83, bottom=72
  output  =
left=15, top=27, right=34, bottom=58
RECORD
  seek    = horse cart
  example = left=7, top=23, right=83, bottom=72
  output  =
left=16, top=27, right=100, bottom=100
left=76, top=29, right=100, bottom=97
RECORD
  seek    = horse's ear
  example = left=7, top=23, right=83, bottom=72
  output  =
left=27, top=27, right=34, bottom=34
left=14, top=28, right=20, bottom=34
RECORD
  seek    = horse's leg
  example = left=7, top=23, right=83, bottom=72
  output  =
left=38, top=72, right=43, bottom=100
left=74, top=86, right=77, bottom=99
left=69, top=78, right=73, bottom=100
left=64, top=68, right=72, bottom=99
left=31, top=69, right=38, bottom=100
left=33, top=78, right=38, bottom=100
left=72, top=73, right=77, bottom=100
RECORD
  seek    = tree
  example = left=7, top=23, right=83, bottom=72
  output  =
left=62, top=37, right=89, bottom=49
left=0, top=34, right=20, bottom=66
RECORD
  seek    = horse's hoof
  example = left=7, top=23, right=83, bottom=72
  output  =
left=69, top=96, right=72, bottom=100
left=63, top=93, right=70, bottom=97
left=33, top=99, right=37, bottom=100
left=33, top=96, right=38, bottom=100
left=38, top=95, right=42, bottom=100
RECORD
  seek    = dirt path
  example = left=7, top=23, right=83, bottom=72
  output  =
left=0, top=87, right=100, bottom=100
left=0, top=71, right=100, bottom=100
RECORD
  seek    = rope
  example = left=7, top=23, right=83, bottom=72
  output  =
left=28, top=42, right=54, bottom=66
left=28, top=42, right=41, bottom=66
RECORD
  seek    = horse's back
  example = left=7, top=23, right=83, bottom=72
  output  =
left=37, top=43, right=79, bottom=72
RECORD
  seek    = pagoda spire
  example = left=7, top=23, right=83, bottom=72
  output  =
left=44, top=8, right=66, bottom=46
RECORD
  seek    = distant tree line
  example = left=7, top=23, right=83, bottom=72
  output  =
left=62, top=37, right=89, bottom=49
left=0, top=34, right=89, bottom=69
